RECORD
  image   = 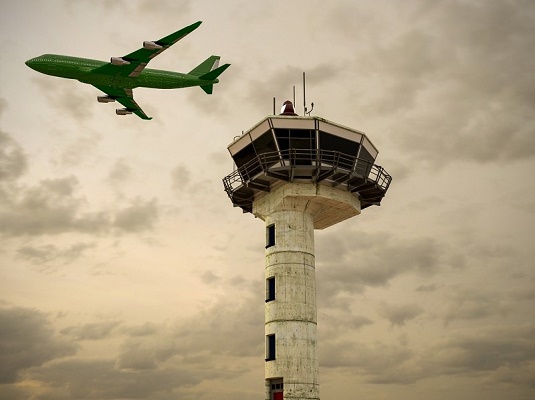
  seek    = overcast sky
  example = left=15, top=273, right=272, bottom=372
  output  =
left=1, top=1, right=535, bottom=399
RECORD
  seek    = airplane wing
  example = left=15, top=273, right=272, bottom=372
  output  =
left=91, top=21, right=202, bottom=78
left=93, top=85, right=152, bottom=120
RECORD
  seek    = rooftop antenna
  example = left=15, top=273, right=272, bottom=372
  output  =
left=273, top=97, right=276, bottom=115
left=303, top=72, right=306, bottom=116
left=303, top=72, right=314, bottom=116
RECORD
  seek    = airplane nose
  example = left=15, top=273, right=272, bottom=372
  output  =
left=25, top=58, right=37, bottom=70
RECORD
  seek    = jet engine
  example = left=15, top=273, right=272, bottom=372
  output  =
left=97, top=96, right=115, bottom=103
left=143, top=41, right=162, bottom=50
left=110, top=57, right=130, bottom=66
left=116, top=108, right=132, bottom=116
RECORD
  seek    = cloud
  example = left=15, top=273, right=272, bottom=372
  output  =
left=29, top=358, right=198, bottom=400
left=107, top=158, right=132, bottom=185
left=0, top=295, right=261, bottom=399
left=0, top=130, right=27, bottom=181
left=443, top=289, right=511, bottom=325
left=170, top=164, right=191, bottom=192
left=319, top=313, right=374, bottom=339
left=0, top=176, right=109, bottom=236
left=430, top=325, right=535, bottom=377
left=415, top=283, right=440, bottom=292
left=0, top=173, right=161, bottom=237
left=137, top=0, right=192, bottom=17
left=316, top=232, right=450, bottom=303
left=113, top=197, right=159, bottom=232
left=122, top=322, right=160, bottom=337
left=0, top=97, right=7, bottom=115
left=379, top=302, right=424, bottom=328
left=60, top=320, right=121, bottom=340
left=16, top=242, right=96, bottom=268
left=199, top=269, right=220, bottom=285
left=58, top=132, right=102, bottom=168
left=32, top=76, right=94, bottom=121
left=321, top=323, right=535, bottom=387
left=321, top=340, right=417, bottom=384
left=0, top=306, right=77, bottom=384
left=330, top=0, right=535, bottom=167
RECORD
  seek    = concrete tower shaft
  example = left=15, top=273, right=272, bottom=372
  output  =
left=254, top=183, right=361, bottom=400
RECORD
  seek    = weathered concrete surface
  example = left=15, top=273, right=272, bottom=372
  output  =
left=254, top=182, right=361, bottom=230
left=254, top=182, right=361, bottom=400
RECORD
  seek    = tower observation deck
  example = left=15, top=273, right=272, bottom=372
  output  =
left=222, top=101, right=392, bottom=400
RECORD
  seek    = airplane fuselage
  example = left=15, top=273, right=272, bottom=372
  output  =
left=26, top=54, right=217, bottom=90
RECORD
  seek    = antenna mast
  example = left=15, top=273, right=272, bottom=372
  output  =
left=303, top=72, right=306, bottom=116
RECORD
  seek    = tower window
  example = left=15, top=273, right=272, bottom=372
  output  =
left=266, top=224, right=275, bottom=248
left=266, top=334, right=276, bottom=361
left=266, top=276, right=275, bottom=302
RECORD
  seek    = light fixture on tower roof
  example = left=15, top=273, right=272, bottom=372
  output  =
left=279, top=100, right=298, bottom=116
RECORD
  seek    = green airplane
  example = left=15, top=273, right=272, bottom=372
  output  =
left=25, top=21, right=230, bottom=120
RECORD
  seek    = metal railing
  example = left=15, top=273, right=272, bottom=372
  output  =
left=223, top=149, right=392, bottom=198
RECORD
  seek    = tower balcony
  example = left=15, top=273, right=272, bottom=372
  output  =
left=223, top=115, right=392, bottom=215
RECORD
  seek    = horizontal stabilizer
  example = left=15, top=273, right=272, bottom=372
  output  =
left=198, top=63, right=231, bottom=81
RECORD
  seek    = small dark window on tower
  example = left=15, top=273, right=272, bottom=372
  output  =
left=266, top=224, right=275, bottom=248
left=266, top=276, right=275, bottom=302
left=266, top=334, right=276, bottom=361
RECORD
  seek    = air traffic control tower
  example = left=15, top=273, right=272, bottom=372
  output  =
left=222, top=101, right=391, bottom=400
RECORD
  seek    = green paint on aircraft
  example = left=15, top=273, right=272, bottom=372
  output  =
left=25, top=21, right=230, bottom=120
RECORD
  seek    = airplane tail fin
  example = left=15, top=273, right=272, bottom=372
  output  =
left=189, top=56, right=230, bottom=95
left=188, top=56, right=221, bottom=76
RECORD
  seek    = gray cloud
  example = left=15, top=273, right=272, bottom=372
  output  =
left=137, top=0, right=192, bottom=17
left=443, top=289, right=511, bottom=326
left=16, top=242, right=96, bottom=270
left=113, top=197, right=159, bottom=232
left=29, top=358, right=202, bottom=400
left=415, top=283, right=440, bottom=292
left=429, top=324, right=535, bottom=378
left=199, top=269, right=220, bottom=285
left=58, top=132, right=102, bottom=168
left=0, top=172, right=161, bottom=237
left=0, top=176, right=109, bottom=236
left=32, top=76, right=95, bottom=121
left=122, top=322, right=160, bottom=337
left=0, top=131, right=27, bottom=181
left=321, top=323, right=535, bottom=387
left=170, top=164, right=191, bottom=192
left=107, top=158, right=133, bottom=185
left=60, top=320, right=121, bottom=341
left=319, top=313, right=374, bottom=340
left=379, top=302, right=424, bottom=328
left=0, top=306, right=77, bottom=384
left=329, top=0, right=535, bottom=167
left=0, top=298, right=259, bottom=399
left=316, top=232, right=450, bottom=303
left=0, top=97, right=7, bottom=115
left=321, top=340, right=417, bottom=384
